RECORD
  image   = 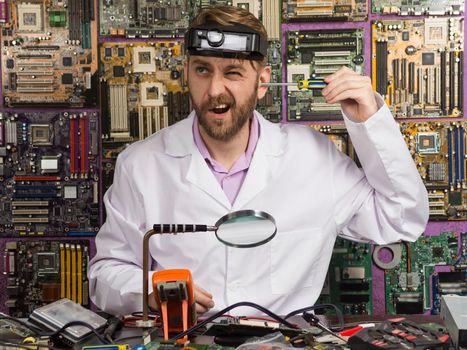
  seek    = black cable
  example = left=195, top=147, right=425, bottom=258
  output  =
left=50, top=321, right=109, bottom=345
left=103, top=317, right=123, bottom=342
left=170, top=301, right=297, bottom=341
left=284, top=303, right=344, bottom=331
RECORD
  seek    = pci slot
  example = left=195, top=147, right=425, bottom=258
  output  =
left=12, top=201, right=51, bottom=207
left=17, top=79, right=54, bottom=85
left=314, top=67, right=340, bottom=74
left=401, top=59, right=407, bottom=90
left=12, top=209, right=48, bottom=215
left=17, top=87, right=55, bottom=92
left=12, top=218, right=49, bottom=223
left=314, top=51, right=351, bottom=57
left=314, top=59, right=351, bottom=65
left=17, top=62, right=54, bottom=67
left=60, top=244, right=65, bottom=298
left=13, top=194, right=58, bottom=199
left=16, top=71, right=54, bottom=76
left=459, top=52, right=463, bottom=113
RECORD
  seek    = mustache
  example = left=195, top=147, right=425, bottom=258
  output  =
left=201, top=94, right=236, bottom=112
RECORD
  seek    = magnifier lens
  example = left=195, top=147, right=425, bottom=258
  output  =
left=215, top=210, right=276, bottom=248
left=207, top=30, right=224, bottom=46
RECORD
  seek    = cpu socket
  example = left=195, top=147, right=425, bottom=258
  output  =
left=416, top=132, right=440, bottom=154
left=17, top=3, right=43, bottom=32
left=132, top=47, right=156, bottom=73
left=140, top=82, right=164, bottom=107
left=31, top=124, right=53, bottom=146
left=35, top=252, right=59, bottom=276
left=424, top=19, right=448, bottom=46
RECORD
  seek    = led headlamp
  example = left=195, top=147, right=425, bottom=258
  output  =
left=185, top=22, right=268, bottom=61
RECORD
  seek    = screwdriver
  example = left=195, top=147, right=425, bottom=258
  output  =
left=262, top=78, right=327, bottom=90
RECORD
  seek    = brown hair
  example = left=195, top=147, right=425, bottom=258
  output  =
left=188, top=5, right=268, bottom=68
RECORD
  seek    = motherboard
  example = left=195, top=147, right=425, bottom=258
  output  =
left=1, top=0, right=99, bottom=107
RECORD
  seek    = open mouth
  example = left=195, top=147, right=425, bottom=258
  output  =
left=209, top=104, right=230, bottom=114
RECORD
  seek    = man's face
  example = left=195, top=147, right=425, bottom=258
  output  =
left=185, top=55, right=270, bottom=142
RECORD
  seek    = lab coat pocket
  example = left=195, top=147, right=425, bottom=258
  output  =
left=270, top=228, right=323, bottom=295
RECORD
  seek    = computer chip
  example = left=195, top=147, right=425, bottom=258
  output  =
left=416, top=132, right=440, bottom=154
left=30, top=125, right=52, bottom=146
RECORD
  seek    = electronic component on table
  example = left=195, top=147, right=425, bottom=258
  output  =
left=152, top=269, right=196, bottom=342
left=440, top=295, right=467, bottom=349
left=29, top=298, right=107, bottom=346
left=286, top=29, right=364, bottom=121
left=372, top=18, right=463, bottom=119
left=348, top=319, right=450, bottom=350
left=371, top=0, right=463, bottom=15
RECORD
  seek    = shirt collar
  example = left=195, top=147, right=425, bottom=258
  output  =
left=192, top=114, right=260, bottom=171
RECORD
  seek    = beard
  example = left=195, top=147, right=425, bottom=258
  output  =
left=192, top=82, right=258, bottom=142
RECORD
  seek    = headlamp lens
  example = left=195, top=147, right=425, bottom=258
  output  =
left=207, top=30, right=224, bottom=47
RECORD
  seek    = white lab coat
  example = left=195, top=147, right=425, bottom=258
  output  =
left=88, top=97, right=429, bottom=316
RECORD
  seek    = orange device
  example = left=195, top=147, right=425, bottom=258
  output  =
left=152, top=269, right=197, bottom=342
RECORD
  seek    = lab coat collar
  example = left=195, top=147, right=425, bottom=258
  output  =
left=163, top=110, right=285, bottom=209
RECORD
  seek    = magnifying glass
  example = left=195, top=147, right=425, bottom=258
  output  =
left=138, top=210, right=276, bottom=326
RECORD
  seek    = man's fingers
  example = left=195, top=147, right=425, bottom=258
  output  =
left=194, top=284, right=215, bottom=314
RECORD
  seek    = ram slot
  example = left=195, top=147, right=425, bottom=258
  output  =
left=461, top=126, right=465, bottom=185
left=459, top=52, right=463, bottom=113
left=69, top=0, right=81, bottom=41
left=138, top=107, right=144, bottom=141
left=454, top=128, right=461, bottom=188
left=5, top=120, right=17, bottom=145
left=448, top=128, right=453, bottom=188
left=441, top=51, right=447, bottom=114
left=449, top=51, right=455, bottom=114
left=77, top=246, right=83, bottom=304
left=435, top=67, right=441, bottom=104
left=71, top=245, right=77, bottom=302
left=163, top=106, right=169, bottom=129
left=66, top=244, right=71, bottom=299
left=70, top=116, right=76, bottom=176
left=109, top=84, right=129, bottom=138
left=427, top=68, right=433, bottom=104
left=80, top=116, right=89, bottom=177
left=262, top=0, right=280, bottom=41
left=376, top=40, right=388, bottom=96
left=13, top=176, right=59, bottom=181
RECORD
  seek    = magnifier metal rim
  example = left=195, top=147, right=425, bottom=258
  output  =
left=207, top=29, right=224, bottom=47
left=214, top=209, right=277, bottom=248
